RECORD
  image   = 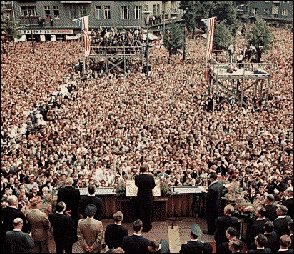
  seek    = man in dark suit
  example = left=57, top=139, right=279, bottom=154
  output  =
left=180, top=223, right=204, bottom=253
left=204, top=172, right=223, bottom=235
left=5, top=217, right=35, bottom=253
left=135, top=164, right=156, bottom=232
left=264, top=221, right=279, bottom=253
left=105, top=211, right=128, bottom=250
left=247, top=233, right=272, bottom=253
left=274, top=205, right=292, bottom=238
left=283, top=188, right=293, bottom=219
left=214, top=204, right=240, bottom=252
left=217, top=227, right=239, bottom=253
left=264, top=194, right=278, bottom=222
left=247, top=206, right=270, bottom=249
left=78, top=184, right=104, bottom=221
left=48, top=201, right=76, bottom=253
left=1, top=195, right=28, bottom=253
left=57, top=177, right=80, bottom=230
left=121, top=219, right=149, bottom=253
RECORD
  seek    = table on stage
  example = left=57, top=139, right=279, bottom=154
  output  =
left=79, top=186, right=206, bottom=222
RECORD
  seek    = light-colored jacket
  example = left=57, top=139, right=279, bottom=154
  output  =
left=26, top=208, right=49, bottom=241
left=77, top=217, right=103, bottom=253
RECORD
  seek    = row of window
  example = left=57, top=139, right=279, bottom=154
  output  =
left=20, top=5, right=146, bottom=20
left=252, top=7, right=289, bottom=16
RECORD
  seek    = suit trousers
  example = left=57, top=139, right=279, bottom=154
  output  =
left=137, top=202, right=153, bottom=231
left=32, top=240, right=49, bottom=253
left=206, top=210, right=218, bottom=234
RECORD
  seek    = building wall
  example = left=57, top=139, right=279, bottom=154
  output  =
left=13, top=1, right=183, bottom=35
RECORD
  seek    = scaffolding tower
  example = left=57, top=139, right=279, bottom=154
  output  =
left=82, top=45, right=145, bottom=76
left=208, top=62, right=272, bottom=107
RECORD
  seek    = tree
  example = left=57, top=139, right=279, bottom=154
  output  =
left=180, top=1, right=214, bottom=38
left=163, top=22, right=185, bottom=57
left=213, top=20, right=235, bottom=50
left=245, top=17, right=274, bottom=50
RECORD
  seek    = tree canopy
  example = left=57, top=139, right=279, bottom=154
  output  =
left=163, top=22, right=185, bottom=56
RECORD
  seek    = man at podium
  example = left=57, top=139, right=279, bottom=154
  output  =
left=135, top=164, right=156, bottom=232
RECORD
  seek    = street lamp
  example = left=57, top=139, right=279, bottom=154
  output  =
left=143, top=11, right=152, bottom=78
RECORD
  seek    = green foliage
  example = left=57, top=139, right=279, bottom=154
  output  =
left=160, top=182, right=173, bottom=197
left=115, top=182, right=126, bottom=199
left=245, top=17, right=274, bottom=50
left=163, top=22, right=185, bottom=56
left=214, top=20, right=235, bottom=50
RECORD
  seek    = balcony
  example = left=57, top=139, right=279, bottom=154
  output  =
left=1, top=3, right=12, bottom=10
left=61, top=1, right=92, bottom=3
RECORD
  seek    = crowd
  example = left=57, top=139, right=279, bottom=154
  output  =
left=1, top=25, right=293, bottom=253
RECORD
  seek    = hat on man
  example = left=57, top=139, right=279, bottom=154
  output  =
left=85, top=204, right=97, bottom=217
left=191, top=223, right=202, bottom=237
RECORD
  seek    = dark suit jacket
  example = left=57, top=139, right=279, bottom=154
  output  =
left=48, top=213, right=76, bottom=243
left=1, top=206, right=28, bottom=233
left=264, top=204, right=278, bottom=222
left=179, top=240, right=204, bottom=253
left=78, top=195, right=105, bottom=220
left=290, top=234, right=294, bottom=250
left=121, top=234, right=149, bottom=253
left=264, top=231, right=279, bottom=253
left=283, top=198, right=293, bottom=219
left=206, top=181, right=223, bottom=213
left=214, top=215, right=240, bottom=244
left=274, top=216, right=291, bottom=237
left=248, top=218, right=270, bottom=248
left=5, top=230, right=35, bottom=253
left=57, top=186, right=80, bottom=222
left=135, top=173, right=156, bottom=204
left=105, top=224, right=128, bottom=249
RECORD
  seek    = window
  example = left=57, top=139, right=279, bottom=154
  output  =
left=44, top=6, right=50, bottom=18
left=281, top=9, right=288, bottom=16
left=70, top=5, right=77, bottom=19
left=121, top=6, right=129, bottom=19
left=134, top=6, right=141, bottom=20
left=96, top=6, right=102, bottom=19
left=21, top=6, right=37, bottom=16
left=252, top=8, right=258, bottom=15
left=264, top=8, right=270, bottom=15
left=53, top=6, right=59, bottom=18
left=157, top=4, right=160, bottom=15
left=79, top=5, right=87, bottom=17
left=104, top=6, right=111, bottom=19
left=153, top=5, right=156, bottom=15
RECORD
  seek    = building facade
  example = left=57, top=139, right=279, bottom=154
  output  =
left=7, top=1, right=183, bottom=41
left=236, top=1, right=293, bottom=26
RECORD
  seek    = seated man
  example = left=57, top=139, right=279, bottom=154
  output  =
left=147, top=239, right=170, bottom=253
left=180, top=224, right=203, bottom=253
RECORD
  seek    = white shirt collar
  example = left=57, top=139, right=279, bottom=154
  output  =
left=278, top=249, right=289, bottom=251
left=13, top=229, right=22, bottom=231
left=8, top=205, right=18, bottom=209
left=278, top=215, right=286, bottom=218
left=133, top=232, right=141, bottom=236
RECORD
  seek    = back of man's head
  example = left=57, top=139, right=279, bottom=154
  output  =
left=13, top=218, right=23, bottom=227
left=280, top=235, right=291, bottom=248
left=227, top=227, right=239, bottom=238
left=140, top=164, right=148, bottom=173
left=224, top=204, right=234, bottom=215
left=7, top=195, right=18, bottom=206
left=210, top=172, right=217, bottom=180
left=65, top=177, right=74, bottom=186
left=255, top=234, right=268, bottom=248
left=56, top=201, right=65, bottom=212
left=113, top=211, right=123, bottom=222
left=88, top=184, right=96, bottom=195
left=133, top=219, right=143, bottom=232
left=264, top=221, right=274, bottom=233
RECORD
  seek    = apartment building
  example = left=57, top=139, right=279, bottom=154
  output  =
left=6, top=1, right=182, bottom=41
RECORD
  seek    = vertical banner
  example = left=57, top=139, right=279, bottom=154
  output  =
left=73, top=16, right=90, bottom=56
left=201, top=17, right=216, bottom=61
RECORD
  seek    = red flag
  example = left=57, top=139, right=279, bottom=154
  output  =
left=81, top=16, right=90, bottom=57
left=201, top=17, right=216, bottom=61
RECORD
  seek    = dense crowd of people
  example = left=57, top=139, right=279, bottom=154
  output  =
left=1, top=25, right=293, bottom=253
